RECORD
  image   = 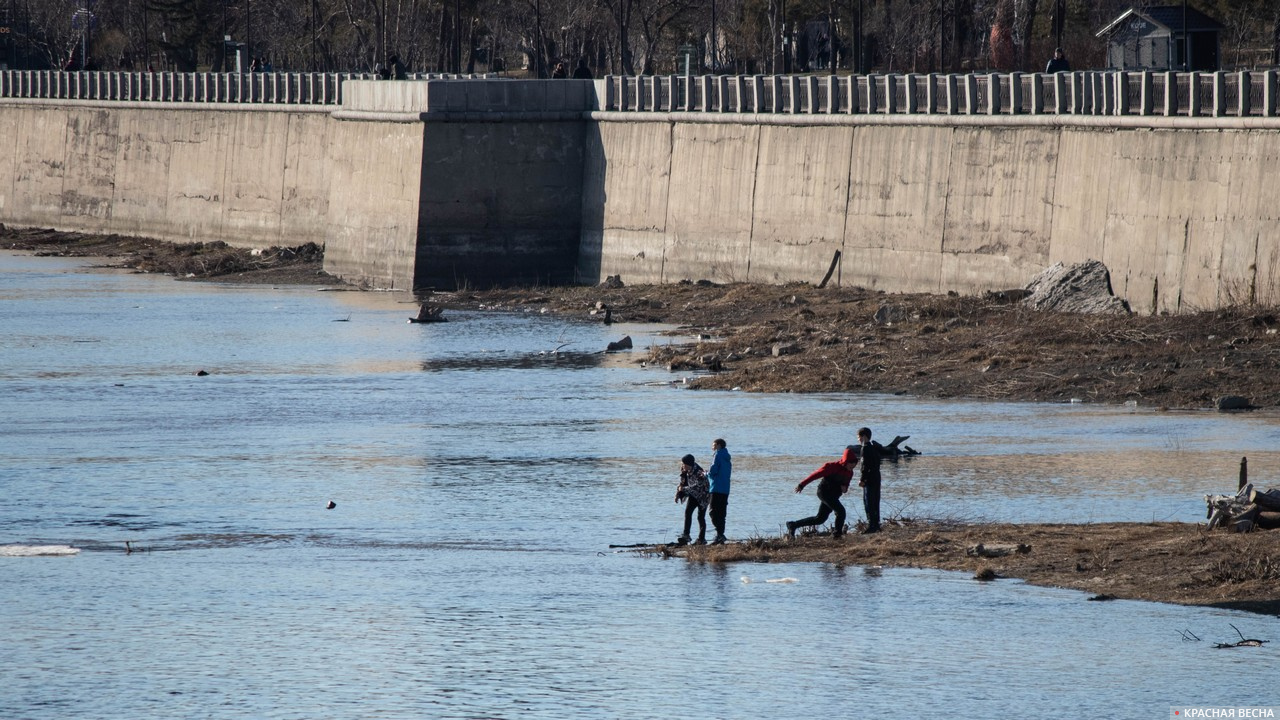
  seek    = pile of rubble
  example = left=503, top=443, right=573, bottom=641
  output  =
left=1205, top=484, right=1280, bottom=532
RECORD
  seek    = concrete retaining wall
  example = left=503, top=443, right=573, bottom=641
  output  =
left=4, top=78, right=1280, bottom=311
left=0, top=80, right=592, bottom=291
left=581, top=115, right=1280, bottom=313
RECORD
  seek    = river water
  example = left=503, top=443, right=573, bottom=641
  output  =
left=1, top=251, right=1277, bottom=719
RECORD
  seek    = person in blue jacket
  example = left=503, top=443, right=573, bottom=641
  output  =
left=707, top=438, right=732, bottom=544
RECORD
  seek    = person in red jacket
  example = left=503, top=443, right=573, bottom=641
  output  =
left=785, top=446, right=859, bottom=539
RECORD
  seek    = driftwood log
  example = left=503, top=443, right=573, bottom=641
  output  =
left=1206, top=483, right=1280, bottom=532
left=409, top=304, right=447, bottom=323
left=1249, top=487, right=1280, bottom=512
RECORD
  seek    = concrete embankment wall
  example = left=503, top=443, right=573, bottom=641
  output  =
left=0, top=79, right=590, bottom=291
left=0, top=100, right=428, bottom=289
left=580, top=115, right=1280, bottom=314
left=4, top=76, right=1280, bottom=311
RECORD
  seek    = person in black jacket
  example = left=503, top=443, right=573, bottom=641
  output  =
left=571, top=58, right=594, bottom=79
left=854, top=427, right=884, bottom=533
left=1045, top=48, right=1070, bottom=73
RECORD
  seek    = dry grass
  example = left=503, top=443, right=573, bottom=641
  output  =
left=446, top=281, right=1280, bottom=410
left=644, top=521, right=1280, bottom=616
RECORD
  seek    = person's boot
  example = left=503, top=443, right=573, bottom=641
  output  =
left=711, top=533, right=727, bottom=545
left=676, top=534, right=690, bottom=546
left=693, top=535, right=706, bottom=545
left=785, top=521, right=797, bottom=539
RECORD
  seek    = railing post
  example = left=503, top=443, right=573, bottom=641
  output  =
left=603, top=75, right=615, bottom=110
left=903, top=73, right=917, bottom=113
left=1188, top=71, right=1201, bottom=116
left=1009, top=72, right=1022, bottom=114
left=986, top=73, right=999, bottom=114
left=825, top=75, right=837, bottom=113
left=963, top=74, right=977, bottom=114
left=1115, top=71, right=1129, bottom=115
left=1138, top=71, right=1152, bottom=115
left=1266, top=70, right=1278, bottom=117
left=943, top=74, right=958, bottom=114
left=1212, top=71, right=1225, bottom=117
left=1236, top=70, right=1249, bottom=116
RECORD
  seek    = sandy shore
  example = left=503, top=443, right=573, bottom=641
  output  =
left=640, top=521, right=1280, bottom=616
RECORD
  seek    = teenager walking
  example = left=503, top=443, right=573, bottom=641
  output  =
left=786, top=446, right=859, bottom=539
left=675, top=453, right=710, bottom=545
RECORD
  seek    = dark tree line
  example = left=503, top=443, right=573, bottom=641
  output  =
left=3, top=0, right=1278, bottom=77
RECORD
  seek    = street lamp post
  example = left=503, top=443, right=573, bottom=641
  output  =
left=1182, top=0, right=1189, bottom=71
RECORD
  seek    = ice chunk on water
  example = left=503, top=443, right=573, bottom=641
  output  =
left=0, top=544, right=81, bottom=557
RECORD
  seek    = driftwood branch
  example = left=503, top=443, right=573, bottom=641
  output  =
left=817, top=250, right=841, bottom=289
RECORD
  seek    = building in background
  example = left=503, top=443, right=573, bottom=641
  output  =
left=1097, top=5, right=1224, bottom=72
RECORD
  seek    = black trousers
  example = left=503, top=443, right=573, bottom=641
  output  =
left=682, top=500, right=707, bottom=539
left=863, top=479, right=881, bottom=531
left=709, top=492, right=729, bottom=536
left=792, top=483, right=846, bottom=536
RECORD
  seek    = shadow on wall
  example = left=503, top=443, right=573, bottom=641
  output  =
left=412, top=118, right=590, bottom=290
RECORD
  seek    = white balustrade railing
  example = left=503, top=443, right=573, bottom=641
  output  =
left=601, top=70, right=1280, bottom=118
left=5, top=69, right=1276, bottom=118
left=0, top=70, right=493, bottom=105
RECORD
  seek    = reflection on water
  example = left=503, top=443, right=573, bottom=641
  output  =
left=2, top=251, right=1279, bottom=719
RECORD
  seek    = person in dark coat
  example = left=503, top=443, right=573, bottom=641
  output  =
left=571, top=58, right=594, bottom=79
left=675, top=453, right=710, bottom=545
left=786, top=446, right=859, bottom=539
left=854, top=427, right=884, bottom=533
left=1045, top=47, right=1070, bottom=73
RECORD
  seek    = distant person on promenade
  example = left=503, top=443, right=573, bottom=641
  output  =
left=551, top=61, right=568, bottom=78
left=707, top=439, right=732, bottom=545
left=674, top=453, right=710, bottom=545
left=1045, top=47, right=1071, bottom=73
left=387, top=54, right=406, bottom=80
left=786, top=446, right=859, bottom=539
left=854, top=427, right=884, bottom=533
left=572, top=58, right=594, bottom=79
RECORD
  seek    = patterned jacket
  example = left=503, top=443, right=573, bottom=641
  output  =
left=676, top=464, right=711, bottom=509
